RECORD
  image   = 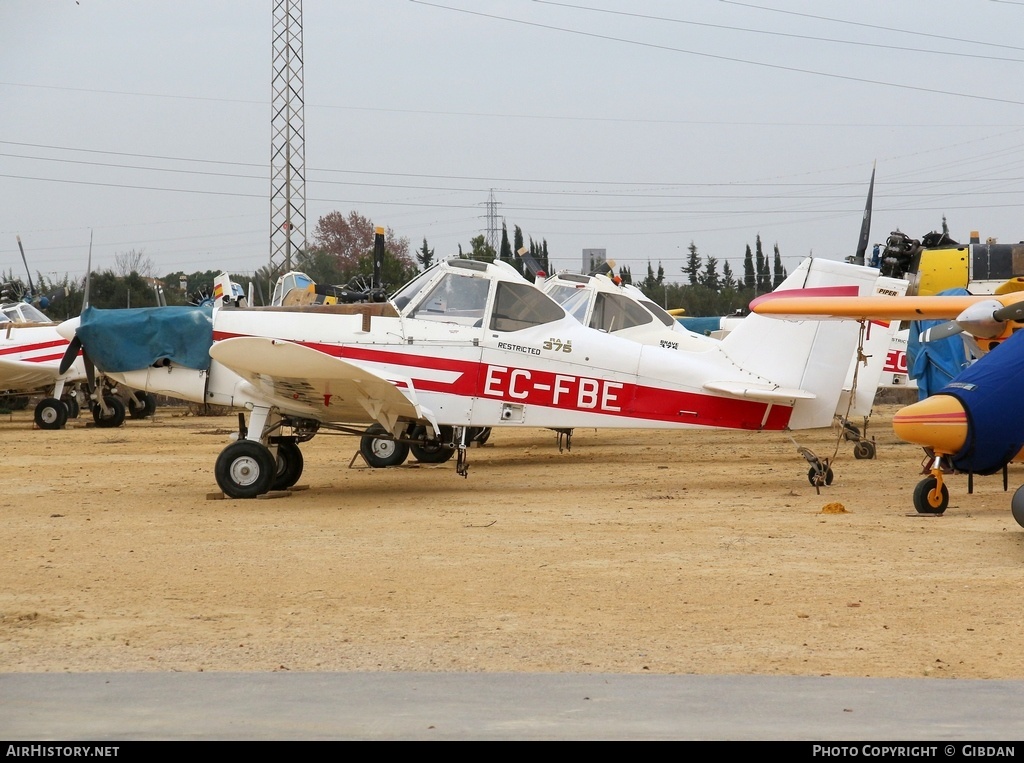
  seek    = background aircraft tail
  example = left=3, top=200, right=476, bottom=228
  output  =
left=721, top=257, right=889, bottom=430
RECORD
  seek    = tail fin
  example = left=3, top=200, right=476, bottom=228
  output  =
left=722, top=257, right=885, bottom=429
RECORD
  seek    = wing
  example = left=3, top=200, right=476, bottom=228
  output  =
left=209, top=336, right=437, bottom=434
left=749, top=292, right=996, bottom=321
left=0, top=356, right=61, bottom=392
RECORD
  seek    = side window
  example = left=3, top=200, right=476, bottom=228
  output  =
left=591, top=293, right=654, bottom=333
left=409, top=273, right=490, bottom=326
left=489, top=282, right=565, bottom=332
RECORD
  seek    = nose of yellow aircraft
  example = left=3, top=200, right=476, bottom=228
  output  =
left=892, top=394, right=968, bottom=454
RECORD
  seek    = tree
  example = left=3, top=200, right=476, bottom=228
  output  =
left=114, top=249, right=154, bottom=278
left=312, top=210, right=414, bottom=279
left=684, top=242, right=701, bottom=286
left=416, top=238, right=434, bottom=270
left=755, top=235, right=771, bottom=294
left=499, top=223, right=513, bottom=263
left=772, top=244, right=787, bottom=289
left=743, top=245, right=755, bottom=291
left=699, top=255, right=720, bottom=292
left=721, top=261, right=737, bottom=292
left=468, top=234, right=496, bottom=263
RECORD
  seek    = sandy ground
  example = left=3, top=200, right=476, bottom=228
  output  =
left=4, top=401, right=1024, bottom=679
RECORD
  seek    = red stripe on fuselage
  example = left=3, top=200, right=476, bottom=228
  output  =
left=0, top=340, right=69, bottom=362
left=212, top=331, right=794, bottom=430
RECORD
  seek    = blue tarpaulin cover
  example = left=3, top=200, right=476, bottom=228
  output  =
left=676, top=316, right=724, bottom=336
left=77, top=305, right=214, bottom=372
left=906, top=288, right=971, bottom=400
left=938, top=328, right=1024, bottom=475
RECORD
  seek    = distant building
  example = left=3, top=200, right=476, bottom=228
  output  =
left=583, top=248, right=607, bottom=274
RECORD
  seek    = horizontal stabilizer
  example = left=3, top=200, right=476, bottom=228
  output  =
left=703, top=380, right=815, bottom=402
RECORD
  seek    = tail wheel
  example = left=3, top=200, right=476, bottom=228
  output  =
left=271, top=439, right=304, bottom=490
left=853, top=441, right=875, bottom=460
left=34, top=397, right=68, bottom=430
left=215, top=440, right=276, bottom=498
left=807, top=466, right=834, bottom=486
left=128, top=392, right=157, bottom=419
left=912, top=476, right=949, bottom=515
left=92, top=396, right=126, bottom=428
left=359, top=424, right=410, bottom=468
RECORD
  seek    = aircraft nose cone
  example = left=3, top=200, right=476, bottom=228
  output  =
left=892, top=394, right=968, bottom=455
left=56, top=316, right=80, bottom=341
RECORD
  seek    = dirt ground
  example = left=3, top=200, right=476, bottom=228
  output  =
left=4, top=400, right=1024, bottom=679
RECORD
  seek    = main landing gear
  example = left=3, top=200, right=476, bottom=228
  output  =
left=212, top=410, right=476, bottom=499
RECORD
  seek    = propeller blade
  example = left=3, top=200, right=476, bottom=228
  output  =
left=58, top=335, right=82, bottom=375
left=992, top=301, right=1024, bottom=323
left=84, top=350, right=96, bottom=393
left=919, top=321, right=964, bottom=343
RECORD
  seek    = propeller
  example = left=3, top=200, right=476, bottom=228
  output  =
left=919, top=298, right=1024, bottom=343
left=57, top=231, right=95, bottom=389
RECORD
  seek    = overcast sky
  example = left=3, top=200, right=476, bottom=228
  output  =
left=3, top=0, right=1024, bottom=289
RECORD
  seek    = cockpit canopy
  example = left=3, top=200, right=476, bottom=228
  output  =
left=0, top=302, right=52, bottom=324
left=391, top=258, right=566, bottom=332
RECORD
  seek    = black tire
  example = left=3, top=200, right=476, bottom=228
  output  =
left=271, top=439, right=304, bottom=490
left=62, top=396, right=80, bottom=419
left=359, top=424, right=409, bottom=468
left=410, top=425, right=456, bottom=464
left=1011, top=485, right=1024, bottom=529
left=128, top=392, right=157, bottom=419
left=469, top=427, right=492, bottom=446
left=215, top=440, right=276, bottom=498
left=807, top=466, right=834, bottom=486
left=34, top=397, right=68, bottom=430
left=2, top=394, right=30, bottom=411
left=92, top=396, right=126, bottom=428
left=853, top=441, right=875, bottom=460
left=913, top=476, right=949, bottom=515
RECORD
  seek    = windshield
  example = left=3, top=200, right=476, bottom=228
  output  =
left=409, top=272, right=491, bottom=326
left=391, top=268, right=436, bottom=312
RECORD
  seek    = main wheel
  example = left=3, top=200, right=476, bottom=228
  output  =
left=853, top=441, right=875, bottom=460
left=215, top=440, right=276, bottom=498
left=128, top=392, right=157, bottom=419
left=34, top=397, right=68, bottom=430
left=912, top=476, right=949, bottom=515
left=92, top=396, right=126, bottom=428
left=62, top=395, right=80, bottom=419
left=411, top=425, right=456, bottom=464
left=807, top=466, right=834, bottom=486
left=469, top=427, right=492, bottom=446
left=359, top=424, right=409, bottom=468
left=271, top=439, right=304, bottom=490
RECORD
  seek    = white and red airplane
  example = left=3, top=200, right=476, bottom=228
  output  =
left=56, top=251, right=891, bottom=498
left=540, top=265, right=909, bottom=459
